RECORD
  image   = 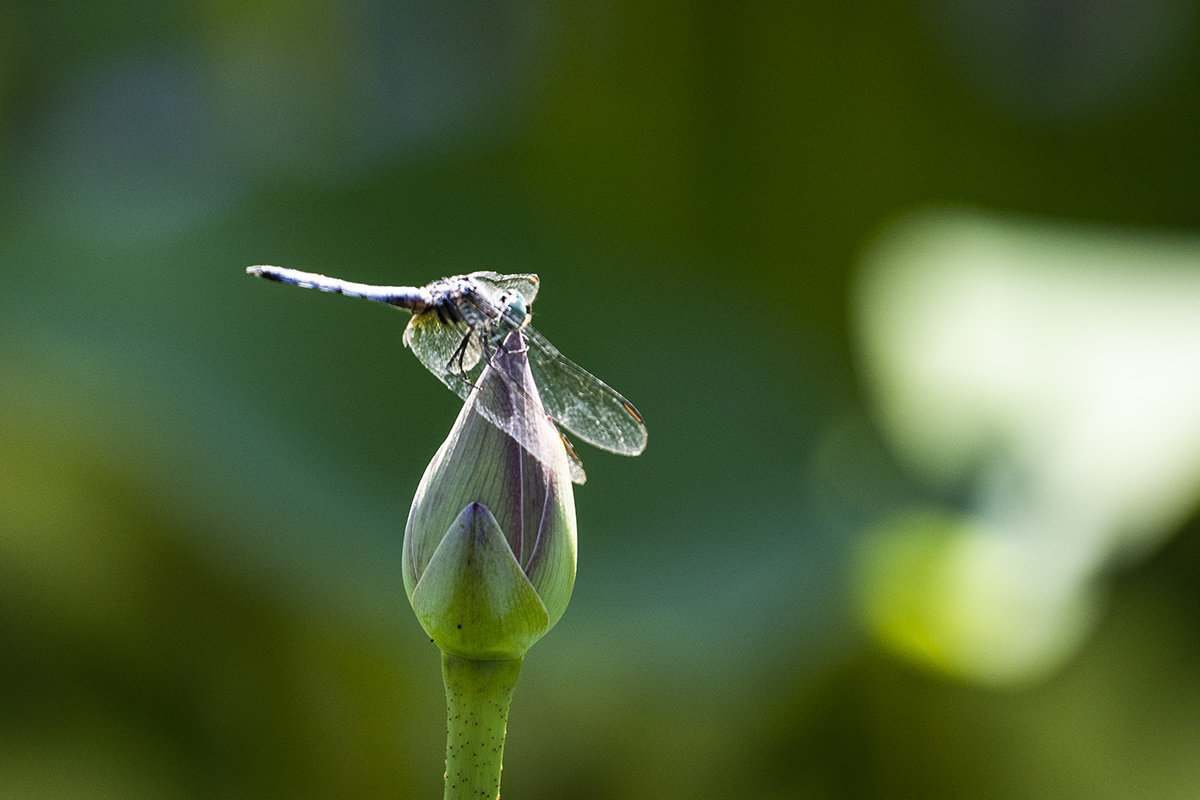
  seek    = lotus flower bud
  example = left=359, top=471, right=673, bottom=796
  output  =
left=403, top=331, right=577, bottom=661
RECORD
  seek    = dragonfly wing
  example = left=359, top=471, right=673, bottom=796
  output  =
left=521, top=325, right=648, bottom=456
left=403, top=312, right=483, bottom=401
left=468, top=272, right=539, bottom=306
left=468, top=335, right=587, bottom=484
left=558, top=431, right=588, bottom=484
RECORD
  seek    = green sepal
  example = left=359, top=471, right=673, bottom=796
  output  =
left=411, top=502, right=550, bottom=661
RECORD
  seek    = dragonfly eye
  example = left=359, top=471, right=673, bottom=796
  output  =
left=506, top=295, right=529, bottom=325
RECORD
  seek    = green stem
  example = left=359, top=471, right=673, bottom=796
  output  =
left=441, top=652, right=523, bottom=800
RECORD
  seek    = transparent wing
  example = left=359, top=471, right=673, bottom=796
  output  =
left=467, top=272, right=539, bottom=306
left=520, top=325, right=648, bottom=456
left=402, top=312, right=484, bottom=401
left=405, top=313, right=589, bottom=483
left=557, top=431, right=588, bottom=484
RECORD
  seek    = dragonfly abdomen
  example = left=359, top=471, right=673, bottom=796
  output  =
left=247, top=265, right=435, bottom=310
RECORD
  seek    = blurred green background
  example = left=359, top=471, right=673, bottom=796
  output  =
left=6, top=1, right=1200, bottom=797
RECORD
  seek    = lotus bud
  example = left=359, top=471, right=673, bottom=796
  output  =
left=403, top=330, right=578, bottom=661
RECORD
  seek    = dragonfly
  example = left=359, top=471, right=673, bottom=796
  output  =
left=246, top=265, right=647, bottom=483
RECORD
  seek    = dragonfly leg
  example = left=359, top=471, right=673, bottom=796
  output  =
left=445, top=329, right=480, bottom=390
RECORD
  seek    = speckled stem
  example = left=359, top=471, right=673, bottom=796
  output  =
left=441, top=652, right=523, bottom=800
